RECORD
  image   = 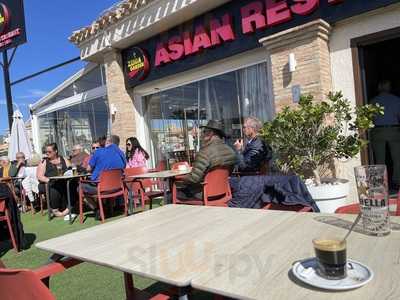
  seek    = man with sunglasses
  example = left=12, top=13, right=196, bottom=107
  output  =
left=70, top=144, right=89, bottom=172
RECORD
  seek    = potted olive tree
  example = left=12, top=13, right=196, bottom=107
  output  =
left=261, top=92, right=383, bottom=212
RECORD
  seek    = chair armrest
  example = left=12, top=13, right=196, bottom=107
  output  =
left=80, top=179, right=99, bottom=184
left=34, top=258, right=82, bottom=280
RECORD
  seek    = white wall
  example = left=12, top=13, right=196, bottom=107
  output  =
left=329, top=3, right=400, bottom=203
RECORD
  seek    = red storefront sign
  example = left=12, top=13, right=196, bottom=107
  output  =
left=155, top=0, right=344, bottom=67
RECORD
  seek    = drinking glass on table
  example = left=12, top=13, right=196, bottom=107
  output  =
left=354, top=165, right=390, bottom=236
left=72, top=164, right=78, bottom=176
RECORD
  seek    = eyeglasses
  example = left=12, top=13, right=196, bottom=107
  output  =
left=126, top=143, right=132, bottom=146
left=46, top=150, right=53, bottom=154
left=91, top=146, right=99, bottom=150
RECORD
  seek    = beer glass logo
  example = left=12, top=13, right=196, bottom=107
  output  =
left=126, top=47, right=150, bottom=82
left=0, top=3, right=10, bottom=35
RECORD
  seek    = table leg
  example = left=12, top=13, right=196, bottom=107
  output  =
left=124, top=272, right=135, bottom=300
left=46, top=183, right=51, bottom=221
left=128, top=189, right=133, bottom=215
left=66, top=180, right=72, bottom=224
left=163, top=178, right=169, bottom=205
left=178, top=286, right=191, bottom=300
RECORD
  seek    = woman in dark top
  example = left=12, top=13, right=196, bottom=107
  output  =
left=37, top=143, right=71, bottom=217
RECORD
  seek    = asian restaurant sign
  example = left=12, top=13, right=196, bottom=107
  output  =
left=0, top=0, right=27, bottom=51
left=122, top=0, right=397, bottom=88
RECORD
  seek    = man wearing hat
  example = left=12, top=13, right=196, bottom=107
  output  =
left=175, top=120, right=237, bottom=200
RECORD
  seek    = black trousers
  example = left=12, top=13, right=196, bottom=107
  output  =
left=39, top=180, right=78, bottom=211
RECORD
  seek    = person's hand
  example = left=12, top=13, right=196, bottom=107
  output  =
left=234, top=139, right=243, bottom=151
left=43, top=177, right=50, bottom=184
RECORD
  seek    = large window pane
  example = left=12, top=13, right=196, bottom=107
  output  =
left=145, top=62, right=273, bottom=167
left=37, top=96, right=110, bottom=156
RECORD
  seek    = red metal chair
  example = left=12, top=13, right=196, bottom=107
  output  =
left=79, top=169, right=128, bottom=223
left=124, top=167, right=164, bottom=210
left=0, top=258, right=81, bottom=300
left=0, top=197, right=18, bottom=251
left=172, top=167, right=232, bottom=206
left=335, top=194, right=400, bottom=216
left=0, top=259, right=170, bottom=300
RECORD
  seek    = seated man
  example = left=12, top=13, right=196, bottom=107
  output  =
left=70, top=144, right=89, bottom=172
left=176, top=120, right=237, bottom=200
left=234, top=117, right=272, bottom=173
left=83, top=135, right=126, bottom=195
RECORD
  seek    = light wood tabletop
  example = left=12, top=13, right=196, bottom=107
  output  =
left=128, top=169, right=191, bottom=179
left=36, top=205, right=400, bottom=299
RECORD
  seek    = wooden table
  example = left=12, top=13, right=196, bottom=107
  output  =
left=45, top=174, right=88, bottom=223
left=36, top=205, right=400, bottom=299
left=129, top=169, right=191, bottom=206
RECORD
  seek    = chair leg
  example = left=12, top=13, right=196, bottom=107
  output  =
left=79, top=193, right=84, bottom=224
left=124, top=191, right=128, bottom=216
left=40, top=194, right=44, bottom=216
left=5, top=209, right=18, bottom=252
left=98, top=198, right=105, bottom=223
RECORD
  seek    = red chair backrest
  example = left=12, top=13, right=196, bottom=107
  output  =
left=0, top=268, right=55, bottom=300
left=124, top=166, right=148, bottom=176
left=0, top=198, right=5, bottom=213
left=156, top=160, right=166, bottom=171
left=204, top=168, right=231, bottom=198
left=171, top=161, right=190, bottom=170
left=98, top=169, right=124, bottom=193
left=124, top=167, right=149, bottom=192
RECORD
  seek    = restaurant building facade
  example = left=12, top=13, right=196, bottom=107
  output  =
left=66, top=0, right=400, bottom=201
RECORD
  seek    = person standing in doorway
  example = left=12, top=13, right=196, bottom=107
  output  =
left=371, top=80, right=400, bottom=191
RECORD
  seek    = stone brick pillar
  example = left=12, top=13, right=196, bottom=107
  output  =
left=260, top=19, right=332, bottom=111
left=103, top=50, right=137, bottom=145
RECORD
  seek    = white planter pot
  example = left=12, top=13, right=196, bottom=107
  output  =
left=307, top=178, right=350, bottom=213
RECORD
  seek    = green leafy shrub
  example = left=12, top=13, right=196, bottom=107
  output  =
left=261, top=92, right=383, bottom=185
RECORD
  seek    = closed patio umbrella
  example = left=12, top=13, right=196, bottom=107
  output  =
left=8, top=110, right=33, bottom=161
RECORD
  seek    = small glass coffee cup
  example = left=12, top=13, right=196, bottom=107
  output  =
left=313, top=238, right=347, bottom=280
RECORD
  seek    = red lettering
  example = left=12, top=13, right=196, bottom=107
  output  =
left=266, top=0, right=292, bottom=26
left=183, top=31, right=193, bottom=56
left=291, top=0, right=319, bottom=15
left=241, top=2, right=267, bottom=34
left=168, top=36, right=184, bottom=61
left=210, top=14, right=235, bottom=46
left=192, top=25, right=212, bottom=53
left=155, top=43, right=171, bottom=66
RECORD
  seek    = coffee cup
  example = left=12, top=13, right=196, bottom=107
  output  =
left=313, top=238, right=347, bottom=279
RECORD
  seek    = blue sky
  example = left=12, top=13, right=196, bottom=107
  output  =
left=0, top=0, right=117, bottom=135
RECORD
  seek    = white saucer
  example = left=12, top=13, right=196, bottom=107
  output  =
left=292, top=258, right=373, bottom=291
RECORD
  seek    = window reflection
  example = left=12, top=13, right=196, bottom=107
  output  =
left=38, top=96, right=110, bottom=156
left=145, top=62, right=274, bottom=167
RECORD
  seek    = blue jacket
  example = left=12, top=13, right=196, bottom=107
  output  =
left=89, top=144, right=126, bottom=180
left=228, top=175, right=320, bottom=212
left=236, top=137, right=272, bottom=172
